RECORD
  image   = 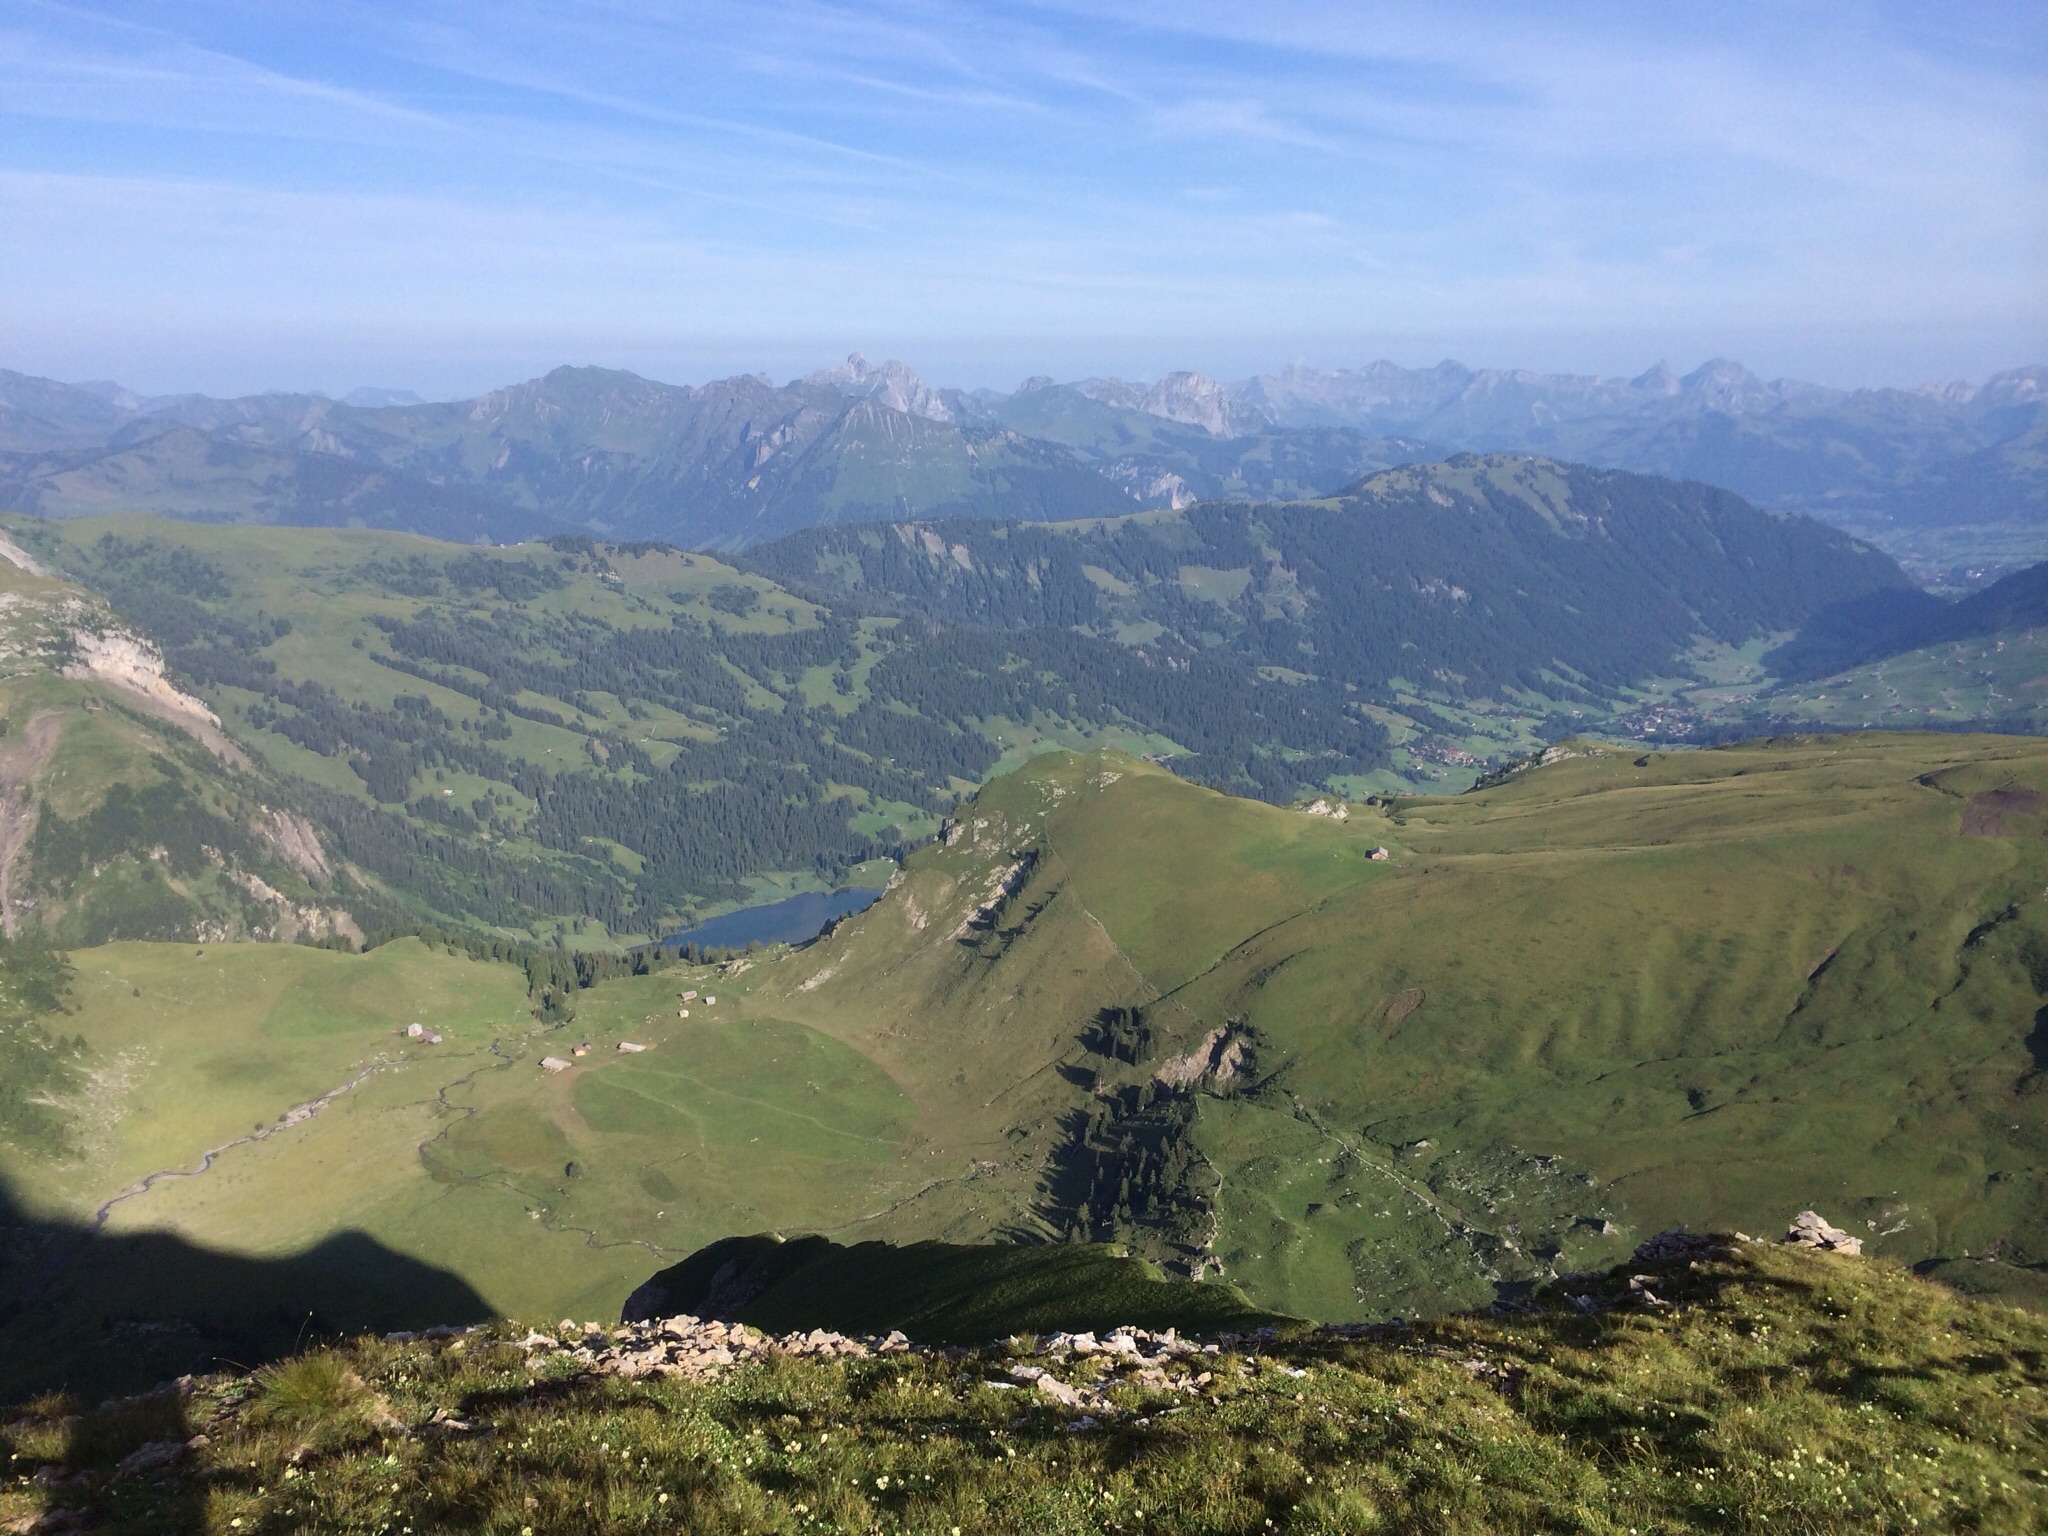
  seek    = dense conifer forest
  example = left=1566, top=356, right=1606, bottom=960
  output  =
left=4, top=456, right=1916, bottom=938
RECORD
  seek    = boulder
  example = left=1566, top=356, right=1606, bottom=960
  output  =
left=1783, top=1211, right=1863, bottom=1255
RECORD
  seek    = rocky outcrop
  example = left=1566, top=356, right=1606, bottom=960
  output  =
left=512, top=1314, right=884, bottom=1382
left=1631, top=1229, right=1739, bottom=1265
left=1783, top=1210, right=1864, bottom=1256
left=1104, top=462, right=1197, bottom=509
left=519, top=1312, right=1228, bottom=1414
left=1077, top=372, right=1271, bottom=438
left=1629, top=1210, right=1866, bottom=1268
left=0, top=710, right=59, bottom=938
left=63, top=629, right=217, bottom=730
left=805, top=353, right=955, bottom=423
left=1151, top=1024, right=1252, bottom=1090
left=623, top=1235, right=825, bottom=1324
left=260, top=807, right=332, bottom=881
left=1139, top=372, right=1271, bottom=438
left=61, top=626, right=248, bottom=766
left=0, top=532, right=51, bottom=578
left=948, top=854, right=1034, bottom=939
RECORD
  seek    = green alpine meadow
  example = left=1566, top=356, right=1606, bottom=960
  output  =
left=0, top=481, right=2042, bottom=1529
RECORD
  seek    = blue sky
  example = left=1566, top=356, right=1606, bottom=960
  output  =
left=2, top=1, right=2042, bottom=396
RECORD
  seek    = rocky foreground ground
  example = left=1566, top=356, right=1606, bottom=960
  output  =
left=4, top=1219, right=2043, bottom=1535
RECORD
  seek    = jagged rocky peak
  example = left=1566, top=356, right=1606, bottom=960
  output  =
left=1229, top=358, right=1476, bottom=425
left=1963, top=366, right=2047, bottom=408
left=804, top=352, right=954, bottom=423
left=72, top=379, right=153, bottom=411
left=1073, top=371, right=1271, bottom=436
left=1072, top=376, right=1148, bottom=410
left=1676, top=358, right=1774, bottom=411
left=1141, top=371, right=1270, bottom=437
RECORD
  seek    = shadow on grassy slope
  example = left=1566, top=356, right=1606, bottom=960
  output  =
left=622, top=1233, right=1292, bottom=1343
left=0, top=1181, right=489, bottom=1400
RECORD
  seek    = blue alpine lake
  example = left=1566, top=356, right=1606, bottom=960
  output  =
left=661, top=886, right=885, bottom=951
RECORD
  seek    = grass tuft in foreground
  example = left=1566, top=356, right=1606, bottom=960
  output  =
left=5, top=1241, right=2044, bottom=1533
left=244, top=1353, right=387, bottom=1448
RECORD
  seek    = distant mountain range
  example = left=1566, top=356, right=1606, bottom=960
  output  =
left=2, top=353, right=2040, bottom=576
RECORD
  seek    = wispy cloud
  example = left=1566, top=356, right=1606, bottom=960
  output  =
left=0, top=0, right=2040, bottom=393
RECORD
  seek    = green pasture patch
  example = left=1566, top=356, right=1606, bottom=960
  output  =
left=435, top=1098, right=576, bottom=1181
left=794, top=662, right=850, bottom=710
left=8, top=939, right=532, bottom=1219
left=1023, top=753, right=1385, bottom=993
left=1177, top=564, right=1255, bottom=604
left=1, top=940, right=947, bottom=1370
left=219, top=697, right=373, bottom=798
left=976, top=715, right=1182, bottom=783
left=2, top=684, right=180, bottom=822
left=390, top=976, right=935, bottom=1297
left=847, top=798, right=934, bottom=838
left=842, top=857, right=898, bottom=888
left=1133, top=733, right=2048, bottom=1318
left=572, top=1019, right=914, bottom=1151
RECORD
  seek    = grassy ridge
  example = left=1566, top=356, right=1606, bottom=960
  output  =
left=756, top=735, right=2048, bottom=1322
left=627, top=1233, right=1286, bottom=1342
left=5, top=1242, right=2043, bottom=1534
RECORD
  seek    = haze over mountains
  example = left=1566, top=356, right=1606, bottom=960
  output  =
left=3, top=353, right=2041, bottom=579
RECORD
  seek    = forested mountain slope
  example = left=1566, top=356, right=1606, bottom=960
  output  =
left=1764, top=557, right=2048, bottom=682
left=0, top=459, right=1928, bottom=938
left=746, top=455, right=1910, bottom=699
left=0, top=544, right=350, bottom=947
left=0, top=459, right=1973, bottom=942
left=0, top=516, right=1389, bottom=938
